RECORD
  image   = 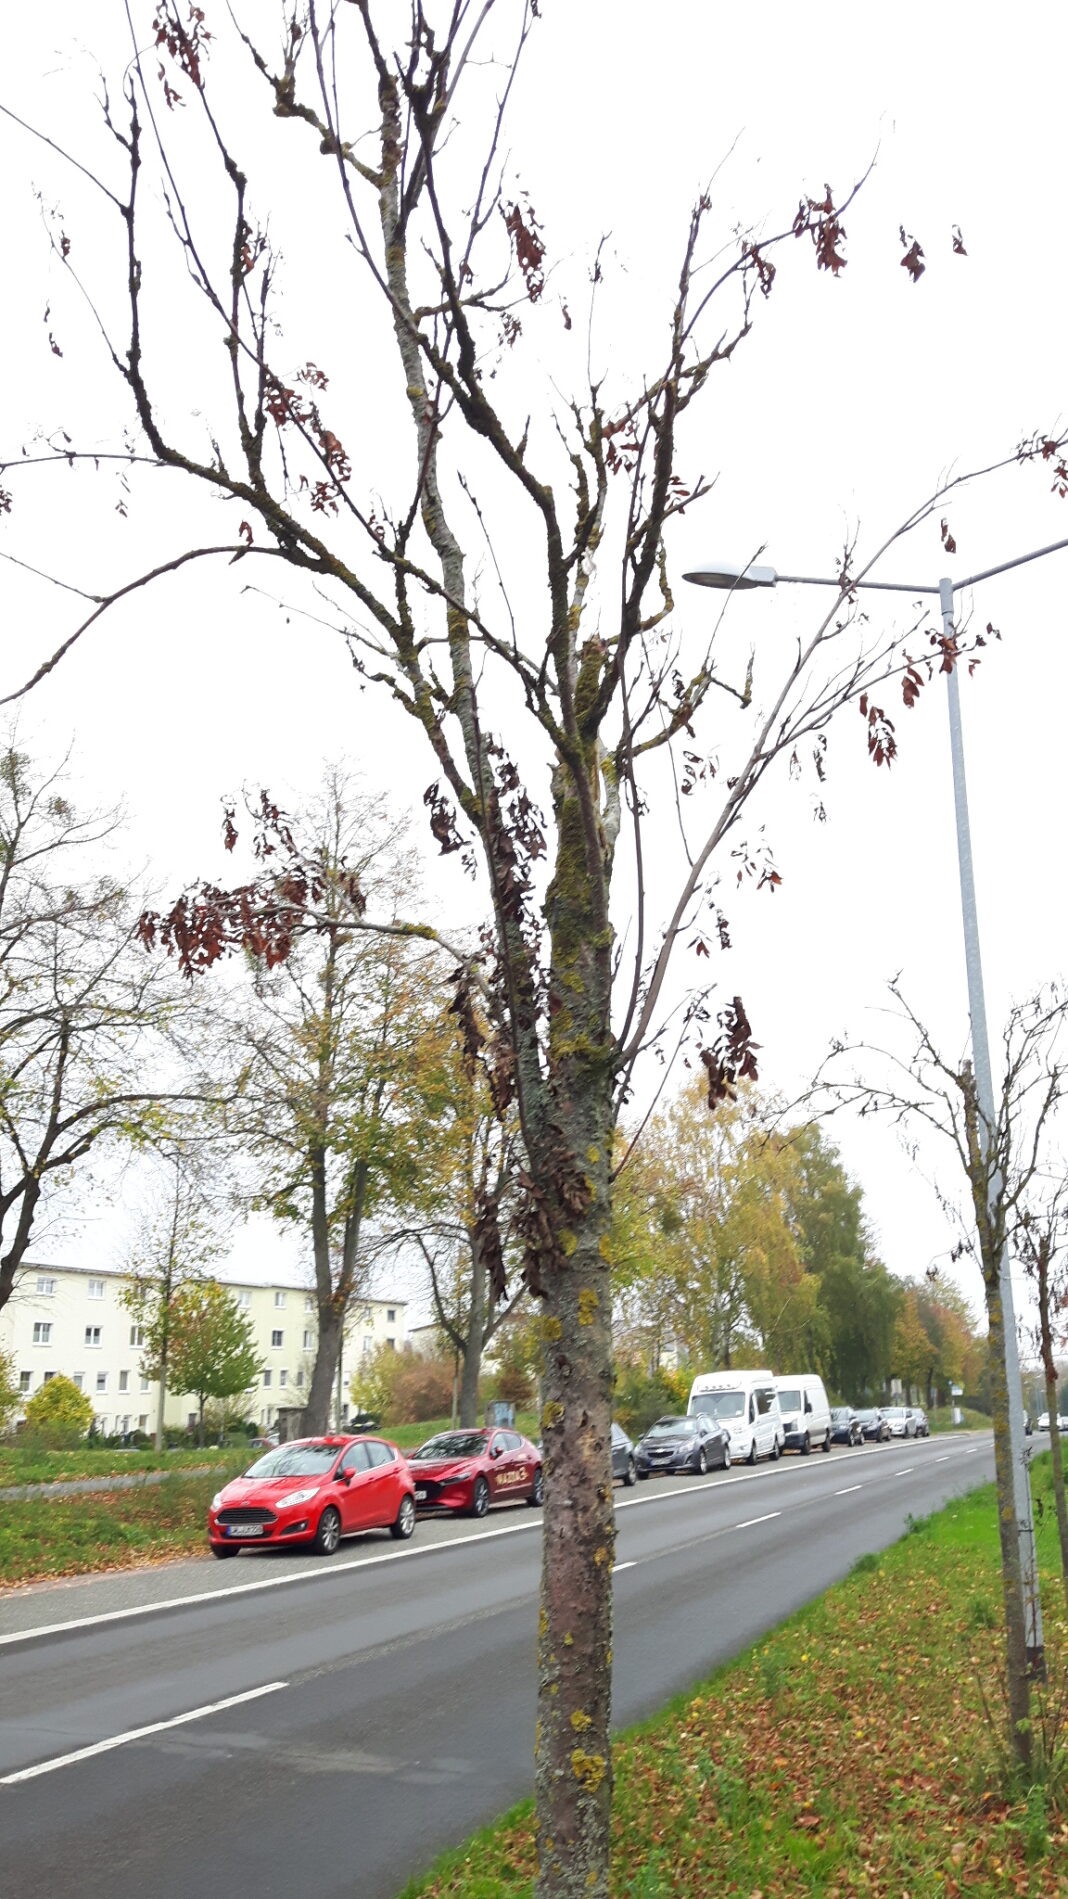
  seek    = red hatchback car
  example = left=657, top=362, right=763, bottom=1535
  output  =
left=208, top=1435, right=416, bottom=1558
left=409, top=1426, right=543, bottom=1517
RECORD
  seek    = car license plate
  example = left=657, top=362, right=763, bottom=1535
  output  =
left=415, top=1488, right=427, bottom=1500
left=227, top=1523, right=264, bottom=1536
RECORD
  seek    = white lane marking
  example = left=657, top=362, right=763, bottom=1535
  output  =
left=894, top=1468, right=914, bottom=1477
left=965, top=1449, right=978, bottom=1454
left=935, top=1455, right=950, bottom=1463
left=0, top=1432, right=994, bottom=1650
left=735, top=1512, right=781, bottom=1530
left=835, top=1485, right=862, bottom=1496
left=0, top=1681, right=288, bottom=1786
left=612, top=1561, right=636, bottom=1573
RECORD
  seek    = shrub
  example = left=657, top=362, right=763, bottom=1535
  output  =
left=23, top=1374, right=94, bottom=1448
left=613, top=1364, right=690, bottom=1437
left=388, top=1352, right=456, bottom=1423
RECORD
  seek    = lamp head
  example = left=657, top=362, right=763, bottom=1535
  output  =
left=682, top=561, right=778, bottom=592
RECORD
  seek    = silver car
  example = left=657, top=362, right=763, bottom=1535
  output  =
left=881, top=1406, right=918, bottom=1439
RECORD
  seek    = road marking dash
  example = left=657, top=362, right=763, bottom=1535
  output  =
left=894, top=1468, right=913, bottom=1476
left=935, top=1455, right=950, bottom=1463
left=1, top=1681, right=288, bottom=1786
left=612, top=1561, right=636, bottom=1573
left=835, top=1485, right=862, bottom=1495
left=734, top=1512, right=780, bottom=1530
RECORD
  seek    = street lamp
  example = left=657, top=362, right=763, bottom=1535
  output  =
left=686, top=535, right=1068, bottom=1671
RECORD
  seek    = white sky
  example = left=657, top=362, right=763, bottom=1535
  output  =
left=2, top=2, right=1067, bottom=1332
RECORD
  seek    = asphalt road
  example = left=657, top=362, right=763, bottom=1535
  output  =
left=0, top=1432, right=997, bottom=1899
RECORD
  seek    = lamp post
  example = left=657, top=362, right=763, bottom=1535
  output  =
left=685, top=536, right=1068, bottom=1671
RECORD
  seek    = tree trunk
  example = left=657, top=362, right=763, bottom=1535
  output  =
left=983, top=1269, right=1033, bottom=1767
left=304, top=1301, right=343, bottom=1435
left=458, top=1234, right=486, bottom=1428
left=1036, top=1243, right=1068, bottom=1607
left=154, top=1353, right=168, bottom=1454
left=197, top=1393, right=205, bottom=1449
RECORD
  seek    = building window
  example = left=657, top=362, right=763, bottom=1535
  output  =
left=85, top=1326, right=102, bottom=1348
left=304, top=1295, right=315, bottom=1313
left=362, top=1337, right=373, bottom=1358
left=303, top=1329, right=313, bottom=1351
left=364, top=1310, right=374, bottom=1328
left=386, top=1337, right=395, bottom=1351
left=271, top=1329, right=284, bottom=1349
left=32, top=1322, right=52, bottom=1346
left=42, top=1370, right=56, bottom=1384
left=138, top=1414, right=148, bottom=1430
left=130, top=1324, right=145, bottom=1348
left=117, top=1416, right=130, bottom=1435
left=96, top=1372, right=108, bottom=1394
left=236, top=1290, right=251, bottom=1310
left=387, top=1308, right=396, bottom=1324
left=279, top=1369, right=288, bottom=1388
left=263, top=1370, right=272, bottom=1388
left=274, top=1291, right=286, bottom=1309
left=73, top=1372, right=85, bottom=1391
left=140, top=1376, right=150, bottom=1393
left=19, top=1370, right=31, bottom=1392
left=118, top=1370, right=129, bottom=1393
left=296, top=1370, right=304, bottom=1388
left=36, top=1275, right=56, bottom=1297
left=88, top=1278, right=105, bottom=1300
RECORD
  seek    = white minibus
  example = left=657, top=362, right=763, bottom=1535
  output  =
left=687, top=1369, right=782, bottom=1464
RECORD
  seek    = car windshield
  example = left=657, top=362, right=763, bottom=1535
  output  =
left=831, top=1408, right=851, bottom=1421
left=854, top=1409, right=878, bottom=1423
left=646, top=1417, right=696, bottom=1438
left=882, top=1408, right=905, bottom=1419
left=691, top=1391, right=745, bottom=1420
left=411, top=1433, right=488, bottom=1461
left=243, top=1443, right=341, bottom=1478
left=777, top=1389, right=803, bottom=1412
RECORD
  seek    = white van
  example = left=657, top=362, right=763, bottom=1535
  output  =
left=688, top=1370, right=782, bottom=1464
left=773, top=1374, right=833, bottom=1454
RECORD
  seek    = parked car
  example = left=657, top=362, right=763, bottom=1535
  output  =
left=611, top=1422, right=638, bottom=1487
left=688, top=1369, right=782, bottom=1464
left=208, top=1434, right=416, bottom=1558
left=881, top=1406, right=918, bottom=1439
left=1038, top=1412, right=1050, bottom=1430
left=830, top=1407, right=864, bottom=1447
left=408, top=1426, right=543, bottom=1516
left=912, top=1407, right=930, bottom=1438
left=854, top=1407, right=891, bottom=1443
left=636, top=1413, right=731, bottom=1478
left=774, top=1374, right=833, bottom=1454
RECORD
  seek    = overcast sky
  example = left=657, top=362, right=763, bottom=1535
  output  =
left=2, top=2, right=1066, bottom=1332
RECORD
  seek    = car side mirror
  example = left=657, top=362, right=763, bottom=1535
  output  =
left=336, top=1468, right=352, bottom=1484
left=490, top=1445, right=502, bottom=1459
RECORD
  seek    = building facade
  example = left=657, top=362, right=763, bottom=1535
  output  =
left=1, top=1262, right=407, bottom=1435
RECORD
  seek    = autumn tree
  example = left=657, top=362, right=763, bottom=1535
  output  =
left=122, top=1146, right=231, bottom=1450
left=167, top=1278, right=263, bottom=1445
left=815, top=980, right=1068, bottom=1769
left=149, top=777, right=458, bottom=1435
left=6, top=8, right=1068, bottom=1887
left=23, top=1371, right=94, bottom=1447
left=0, top=1345, right=19, bottom=1428
left=784, top=1124, right=900, bottom=1399
left=891, top=1288, right=935, bottom=1398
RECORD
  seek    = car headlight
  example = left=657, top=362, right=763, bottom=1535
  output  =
left=278, top=1486, right=321, bottom=1508
left=211, top=1492, right=224, bottom=1511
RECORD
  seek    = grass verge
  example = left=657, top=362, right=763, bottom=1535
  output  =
left=399, top=1459, right=1068, bottom=1899
left=0, top=1465, right=247, bottom=1588
left=0, top=1444, right=241, bottom=1487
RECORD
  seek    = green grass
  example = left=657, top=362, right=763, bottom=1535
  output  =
left=0, top=1463, right=248, bottom=1587
left=0, top=1444, right=240, bottom=1487
left=927, top=1404, right=991, bottom=1433
left=398, top=1457, right=1068, bottom=1899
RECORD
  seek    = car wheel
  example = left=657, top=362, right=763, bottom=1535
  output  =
left=722, top=1443, right=731, bottom=1469
left=210, top=1542, right=236, bottom=1560
left=637, top=1468, right=649, bottom=1480
left=469, top=1476, right=490, bottom=1518
left=747, top=1438, right=757, bottom=1465
left=528, top=1467, right=545, bottom=1507
left=801, top=1432, right=811, bottom=1456
left=821, top=1431, right=831, bottom=1452
left=313, top=1506, right=342, bottom=1556
left=390, top=1493, right=416, bottom=1541
left=696, top=1446, right=708, bottom=1475
left=771, top=1436, right=781, bottom=1461
left=623, top=1456, right=637, bottom=1488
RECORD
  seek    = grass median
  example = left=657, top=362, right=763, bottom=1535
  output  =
left=399, top=1459, right=1068, bottom=1899
left=0, top=1444, right=242, bottom=1487
left=0, top=1465, right=246, bottom=1588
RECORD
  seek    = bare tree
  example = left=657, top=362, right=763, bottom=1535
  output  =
left=3, top=8, right=1068, bottom=1887
left=1018, top=1194, right=1068, bottom=1608
left=814, top=980, right=1068, bottom=1769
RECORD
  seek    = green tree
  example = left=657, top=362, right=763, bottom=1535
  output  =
left=891, top=1290, right=935, bottom=1398
left=23, top=1373, right=94, bottom=1447
left=167, top=1281, right=263, bottom=1446
left=784, top=1125, right=899, bottom=1398
left=0, top=1345, right=19, bottom=1428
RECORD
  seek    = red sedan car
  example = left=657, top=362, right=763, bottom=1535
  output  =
left=409, top=1426, right=543, bottom=1517
left=208, top=1435, right=416, bottom=1558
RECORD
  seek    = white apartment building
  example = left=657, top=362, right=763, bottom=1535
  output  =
left=1, top=1261, right=407, bottom=1436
